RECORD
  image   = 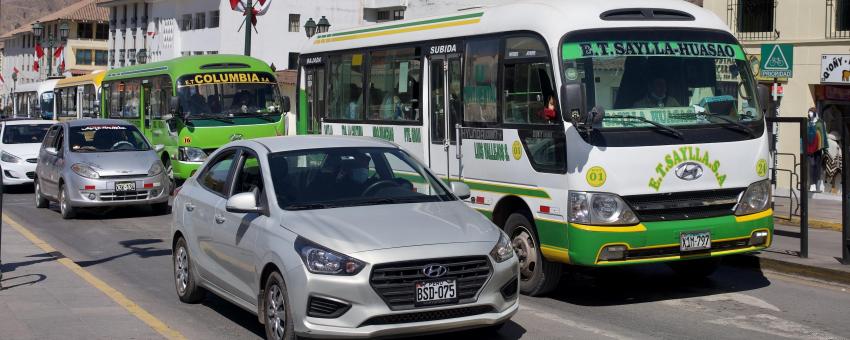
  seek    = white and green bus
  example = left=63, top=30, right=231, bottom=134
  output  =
left=296, top=0, right=774, bottom=295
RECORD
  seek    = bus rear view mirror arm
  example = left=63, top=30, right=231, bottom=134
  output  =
left=757, top=84, right=770, bottom=116
left=562, top=83, right=590, bottom=133
left=282, top=96, right=291, bottom=114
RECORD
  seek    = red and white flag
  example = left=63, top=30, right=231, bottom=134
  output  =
left=13, top=66, right=19, bottom=74
left=229, top=0, right=272, bottom=27
left=33, top=60, right=40, bottom=72
left=35, top=42, right=45, bottom=59
left=53, top=44, right=64, bottom=59
left=0, top=73, right=5, bottom=84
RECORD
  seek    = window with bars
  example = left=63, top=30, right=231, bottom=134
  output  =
left=96, top=23, right=109, bottom=39
left=393, top=9, right=405, bottom=20
left=210, top=11, right=220, bottom=28
left=289, top=14, right=300, bottom=32
left=195, top=12, right=206, bottom=30
left=76, top=49, right=93, bottom=65
left=828, top=0, right=850, bottom=38
left=377, top=10, right=390, bottom=21
left=78, top=23, right=94, bottom=39
left=728, top=0, right=776, bottom=40
left=95, top=50, right=108, bottom=66
left=181, top=14, right=192, bottom=31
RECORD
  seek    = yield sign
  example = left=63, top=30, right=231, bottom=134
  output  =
left=760, top=44, right=793, bottom=78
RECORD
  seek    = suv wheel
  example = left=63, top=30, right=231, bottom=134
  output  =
left=35, top=179, right=49, bottom=208
left=59, top=184, right=76, bottom=219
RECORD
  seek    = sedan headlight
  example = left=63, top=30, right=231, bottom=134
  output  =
left=294, top=237, right=365, bottom=275
left=71, top=163, right=100, bottom=179
left=568, top=191, right=639, bottom=225
left=178, top=147, right=207, bottom=162
left=735, top=179, right=772, bottom=216
left=148, top=161, right=164, bottom=176
left=490, top=232, right=514, bottom=263
left=1, top=151, right=21, bottom=163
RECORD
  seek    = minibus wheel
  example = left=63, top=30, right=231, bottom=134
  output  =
left=504, top=213, right=561, bottom=296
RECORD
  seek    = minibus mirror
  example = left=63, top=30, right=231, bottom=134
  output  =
left=226, top=191, right=263, bottom=214
left=757, top=84, right=770, bottom=115
left=282, top=96, right=291, bottom=113
left=450, top=182, right=471, bottom=200
left=562, top=83, right=588, bottom=130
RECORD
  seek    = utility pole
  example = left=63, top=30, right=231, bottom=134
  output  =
left=244, top=0, right=253, bottom=56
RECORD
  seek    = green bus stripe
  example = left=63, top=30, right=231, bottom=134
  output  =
left=316, top=12, right=483, bottom=39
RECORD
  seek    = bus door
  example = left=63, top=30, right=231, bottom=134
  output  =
left=303, top=58, right=326, bottom=135
left=427, top=48, right=463, bottom=181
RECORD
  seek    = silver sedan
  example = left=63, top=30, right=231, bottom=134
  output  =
left=171, top=135, right=519, bottom=339
left=34, top=119, right=170, bottom=219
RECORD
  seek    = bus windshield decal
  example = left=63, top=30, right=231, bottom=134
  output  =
left=563, top=41, right=745, bottom=60
left=179, top=72, right=275, bottom=87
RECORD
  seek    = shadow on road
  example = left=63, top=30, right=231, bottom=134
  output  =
left=0, top=273, right=47, bottom=290
left=76, top=239, right=171, bottom=267
left=201, top=294, right=266, bottom=338
left=0, top=252, right=59, bottom=272
left=45, top=204, right=172, bottom=220
left=1, top=183, right=34, bottom=194
left=547, top=259, right=772, bottom=307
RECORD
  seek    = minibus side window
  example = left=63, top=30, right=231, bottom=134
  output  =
left=327, top=53, right=365, bottom=121
left=463, top=38, right=499, bottom=124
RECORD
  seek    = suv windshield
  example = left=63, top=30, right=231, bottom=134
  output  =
left=177, top=72, right=281, bottom=118
left=562, top=33, right=762, bottom=132
left=69, top=125, right=151, bottom=152
left=2, top=124, right=52, bottom=144
left=268, top=147, right=454, bottom=210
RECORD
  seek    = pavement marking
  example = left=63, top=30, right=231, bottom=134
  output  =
left=518, top=305, right=634, bottom=340
left=707, top=314, right=840, bottom=339
left=2, top=214, right=186, bottom=340
left=662, top=292, right=781, bottom=312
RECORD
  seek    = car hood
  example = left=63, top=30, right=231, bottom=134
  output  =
left=2, top=143, right=42, bottom=159
left=281, top=201, right=500, bottom=254
left=71, top=151, right=159, bottom=177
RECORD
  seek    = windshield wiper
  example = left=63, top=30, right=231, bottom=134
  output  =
left=186, top=114, right=234, bottom=124
left=232, top=112, right=278, bottom=122
left=701, top=113, right=755, bottom=137
left=604, top=115, right=683, bottom=139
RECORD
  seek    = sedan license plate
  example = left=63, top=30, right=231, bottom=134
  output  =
left=415, top=279, right=457, bottom=306
left=680, top=231, right=711, bottom=252
left=115, top=181, right=136, bottom=192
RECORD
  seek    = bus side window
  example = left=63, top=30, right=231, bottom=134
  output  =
left=502, top=36, right=557, bottom=125
left=109, top=82, right=123, bottom=118
left=368, top=47, right=422, bottom=122
left=328, top=53, right=365, bottom=121
left=463, top=38, right=499, bottom=124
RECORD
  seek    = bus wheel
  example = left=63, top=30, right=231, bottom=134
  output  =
left=504, top=213, right=561, bottom=296
left=668, top=257, right=721, bottom=279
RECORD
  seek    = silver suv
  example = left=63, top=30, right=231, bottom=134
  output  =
left=34, top=119, right=170, bottom=218
left=171, top=136, right=519, bottom=339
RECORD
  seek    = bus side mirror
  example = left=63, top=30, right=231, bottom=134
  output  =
left=282, top=96, right=291, bottom=113
left=562, top=83, right=588, bottom=130
left=169, top=97, right=182, bottom=117
left=757, top=84, right=770, bottom=115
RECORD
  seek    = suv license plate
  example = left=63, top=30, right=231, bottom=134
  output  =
left=415, top=279, right=457, bottom=306
left=680, top=231, right=711, bottom=252
left=115, top=181, right=136, bottom=192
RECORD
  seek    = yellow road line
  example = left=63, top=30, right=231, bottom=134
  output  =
left=2, top=214, right=186, bottom=340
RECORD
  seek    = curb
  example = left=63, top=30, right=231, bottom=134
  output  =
left=773, top=217, right=842, bottom=232
left=725, top=254, right=850, bottom=286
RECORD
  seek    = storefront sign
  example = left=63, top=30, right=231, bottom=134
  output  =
left=820, top=54, right=850, bottom=84
left=759, top=44, right=793, bottom=78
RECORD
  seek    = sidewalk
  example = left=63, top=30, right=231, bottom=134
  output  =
left=0, top=222, right=163, bottom=339
left=728, top=221, right=850, bottom=286
left=772, top=195, right=843, bottom=231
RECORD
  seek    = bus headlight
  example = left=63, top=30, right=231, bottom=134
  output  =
left=568, top=191, right=639, bottom=225
left=178, top=147, right=207, bottom=162
left=735, top=179, right=771, bottom=216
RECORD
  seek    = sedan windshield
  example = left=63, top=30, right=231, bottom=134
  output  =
left=268, top=147, right=454, bottom=210
left=177, top=72, right=281, bottom=118
left=2, top=124, right=52, bottom=144
left=69, top=125, right=151, bottom=152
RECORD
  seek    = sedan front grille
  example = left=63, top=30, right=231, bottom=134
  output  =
left=360, top=305, right=494, bottom=326
left=370, top=256, right=491, bottom=311
left=99, top=190, right=150, bottom=201
left=25, top=171, right=35, bottom=179
left=307, top=296, right=350, bottom=318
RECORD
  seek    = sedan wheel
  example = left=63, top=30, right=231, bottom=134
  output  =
left=35, top=180, right=49, bottom=208
left=59, top=185, right=76, bottom=219
left=264, top=272, right=294, bottom=340
left=173, top=237, right=205, bottom=303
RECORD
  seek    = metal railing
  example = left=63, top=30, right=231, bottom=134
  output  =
left=826, top=0, right=850, bottom=39
left=771, top=152, right=801, bottom=221
left=727, top=0, right=778, bottom=40
left=767, top=116, right=809, bottom=258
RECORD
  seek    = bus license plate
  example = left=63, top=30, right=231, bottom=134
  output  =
left=415, top=279, right=457, bottom=306
left=115, top=181, right=136, bottom=192
left=680, top=231, right=711, bottom=251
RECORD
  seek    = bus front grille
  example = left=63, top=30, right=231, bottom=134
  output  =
left=622, top=188, right=745, bottom=222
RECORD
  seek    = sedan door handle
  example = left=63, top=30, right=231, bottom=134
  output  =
left=214, top=215, right=226, bottom=224
left=185, top=203, right=195, bottom=212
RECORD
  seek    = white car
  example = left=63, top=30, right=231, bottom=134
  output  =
left=0, top=119, right=56, bottom=185
left=172, top=135, right=519, bottom=339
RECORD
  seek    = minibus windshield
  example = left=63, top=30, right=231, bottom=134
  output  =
left=177, top=72, right=281, bottom=119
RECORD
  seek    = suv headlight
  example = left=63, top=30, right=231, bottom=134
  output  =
left=568, top=191, right=639, bottom=225
left=294, top=237, right=365, bottom=275
left=71, top=163, right=100, bottom=179
left=148, top=161, right=164, bottom=176
left=735, top=179, right=771, bottom=216
left=490, top=232, right=514, bottom=263
left=1, top=151, right=21, bottom=163
left=178, top=146, right=207, bottom=162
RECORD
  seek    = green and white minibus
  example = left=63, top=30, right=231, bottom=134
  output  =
left=296, top=0, right=774, bottom=295
left=101, top=54, right=286, bottom=184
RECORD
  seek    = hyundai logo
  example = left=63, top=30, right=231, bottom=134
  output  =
left=421, top=264, right=448, bottom=278
left=674, top=162, right=704, bottom=181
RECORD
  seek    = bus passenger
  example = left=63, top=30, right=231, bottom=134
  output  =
left=348, top=84, right=362, bottom=119
left=537, top=96, right=557, bottom=122
left=634, top=77, right=680, bottom=108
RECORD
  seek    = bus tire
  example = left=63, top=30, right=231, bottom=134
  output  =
left=504, top=213, right=561, bottom=296
left=667, top=257, right=721, bottom=279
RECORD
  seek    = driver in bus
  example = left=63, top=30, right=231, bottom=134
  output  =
left=634, top=77, right=680, bottom=108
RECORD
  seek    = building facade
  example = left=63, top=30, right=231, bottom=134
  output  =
left=702, top=0, right=850, bottom=197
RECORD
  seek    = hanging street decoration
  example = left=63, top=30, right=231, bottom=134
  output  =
left=229, top=0, right=273, bottom=27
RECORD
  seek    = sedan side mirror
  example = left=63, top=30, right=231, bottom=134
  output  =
left=154, top=144, right=165, bottom=153
left=44, top=146, right=57, bottom=155
left=451, top=182, right=471, bottom=200
left=226, top=191, right=263, bottom=214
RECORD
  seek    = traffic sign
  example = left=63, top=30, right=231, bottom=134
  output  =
left=760, top=44, right=793, bottom=78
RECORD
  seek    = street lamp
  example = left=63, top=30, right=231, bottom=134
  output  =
left=304, top=17, right=317, bottom=38
left=317, top=16, right=330, bottom=34
left=32, top=21, right=44, bottom=38
left=31, top=20, right=69, bottom=78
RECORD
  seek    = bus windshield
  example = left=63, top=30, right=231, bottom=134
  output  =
left=40, top=92, right=54, bottom=119
left=177, top=72, right=281, bottom=118
left=562, top=33, right=762, bottom=131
